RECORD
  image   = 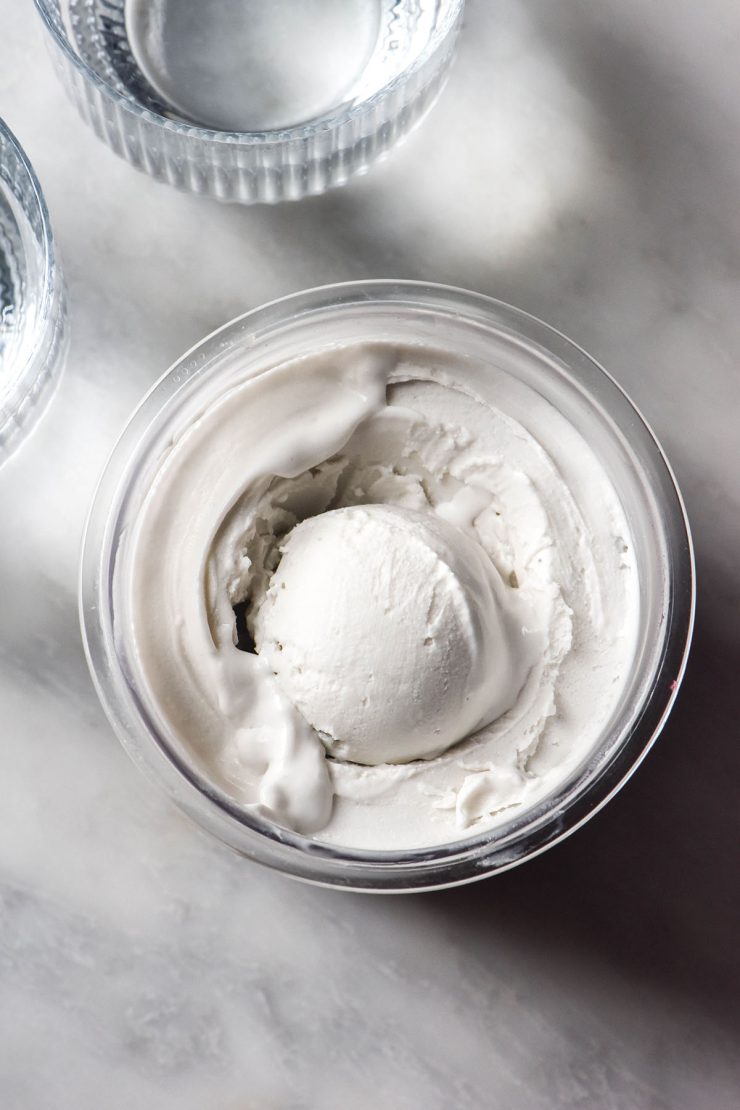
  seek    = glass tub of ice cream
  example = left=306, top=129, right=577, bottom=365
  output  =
left=80, top=282, right=694, bottom=891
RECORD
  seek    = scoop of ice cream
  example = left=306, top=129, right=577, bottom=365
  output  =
left=253, top=504, right=533, bottom=766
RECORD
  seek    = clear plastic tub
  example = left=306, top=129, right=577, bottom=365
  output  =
left=34, top=0, right=465, bottom=202
left=80, top=282, right=694, bottom=891
left=0, top=118, right=66, bottom=464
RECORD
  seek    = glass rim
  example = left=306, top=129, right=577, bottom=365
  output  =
left=33, top=0, right=466, bottom=143
left=80, top=280, right=695, bottom=891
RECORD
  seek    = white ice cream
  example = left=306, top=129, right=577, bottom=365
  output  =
left=254, top=505, right=538, bottom=766
left=121, top=341, right=640, bottom=850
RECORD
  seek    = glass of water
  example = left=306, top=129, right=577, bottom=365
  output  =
left=0, top=119, right=66, bottom=465
left=33, top=0, right=465, bottom=203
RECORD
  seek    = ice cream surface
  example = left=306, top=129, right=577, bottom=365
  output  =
left=122, top=341, right=640, bottom=850
left=254, top=505, right=538, bottom=767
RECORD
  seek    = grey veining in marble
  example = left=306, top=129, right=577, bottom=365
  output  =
left=1, top=1, right=738, bottom=1107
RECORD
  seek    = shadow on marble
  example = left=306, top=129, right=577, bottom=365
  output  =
left=420, top=590, right=740, bottom=1040
left=206, top=1, right=738, bottom=352
left=415, top=21, right=740, bottom=1046
left=0, top=546, right=91, bottom=712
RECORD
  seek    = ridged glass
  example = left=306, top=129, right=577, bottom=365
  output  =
left=0, top=118, right=66, bottom=464
left=34, top=1, right=465, bottom=203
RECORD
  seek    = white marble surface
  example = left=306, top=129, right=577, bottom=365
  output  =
left=1, top=1, right=739, bottom=1106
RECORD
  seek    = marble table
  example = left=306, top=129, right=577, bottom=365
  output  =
left=1, top=2, right=738, bottom=1106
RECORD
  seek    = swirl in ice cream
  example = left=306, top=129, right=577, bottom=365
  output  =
left=121, top=343, right=639, bottom=850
